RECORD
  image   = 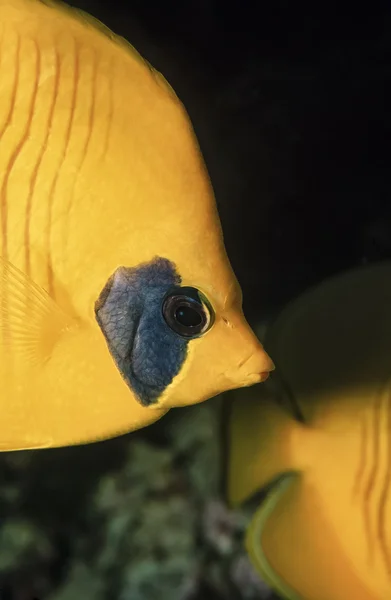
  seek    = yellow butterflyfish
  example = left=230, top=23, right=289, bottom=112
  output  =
left=0, top=0, right=273, bottom=451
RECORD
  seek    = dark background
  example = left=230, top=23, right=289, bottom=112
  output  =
left=0, top=2, right=390, bottom=599
left=71, top=0, right=391, bottom=321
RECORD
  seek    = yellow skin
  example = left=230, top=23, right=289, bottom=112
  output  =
left=228, top=262, right=391, bottom=600
left=0, top=0, right=273, bottom=451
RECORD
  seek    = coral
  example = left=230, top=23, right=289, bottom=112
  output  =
left=0, top=398, right=275, bottom=599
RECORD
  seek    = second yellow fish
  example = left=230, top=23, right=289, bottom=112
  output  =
left=228, top=261, right=391, bottom=600
left=0, top=0, right=273, bottom=451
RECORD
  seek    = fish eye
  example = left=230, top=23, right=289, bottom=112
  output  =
left=162, top=286, right=214, bottom=338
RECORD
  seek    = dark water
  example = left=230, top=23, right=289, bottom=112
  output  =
left=69, top=0, right=391, bottom=320
left=0, top=2, right=390, bottom=598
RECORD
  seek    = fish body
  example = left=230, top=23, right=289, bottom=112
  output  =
left=0, top=0, right=273, bottom=450
left=228, top=262, right=391, bottom=600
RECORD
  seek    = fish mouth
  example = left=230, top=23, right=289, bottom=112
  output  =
left=246, top=371, right=271, bottom=384
left=259, top=371, right=271, bottom=382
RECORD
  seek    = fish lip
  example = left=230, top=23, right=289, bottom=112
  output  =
left=247, top=371, right=271, bottom=383
left=259, top=371, right=271, bottom=382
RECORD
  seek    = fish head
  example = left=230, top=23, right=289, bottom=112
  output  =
left=41, top=44, right=277, bottom=412
left=93, top=223, right=274, bottom=411
left=157, top=280, right=274, bottom=409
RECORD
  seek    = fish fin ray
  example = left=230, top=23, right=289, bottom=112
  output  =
left=0, top=255, right=75, bottom=364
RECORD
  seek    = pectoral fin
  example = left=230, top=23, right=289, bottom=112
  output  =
left=0, top=255, right=74, bottom=367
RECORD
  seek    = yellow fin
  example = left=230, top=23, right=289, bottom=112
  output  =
left=0, top=256, right=74, bottom=366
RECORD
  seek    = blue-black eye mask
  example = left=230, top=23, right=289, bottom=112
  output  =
left=95, top=256, right=214, bottom=406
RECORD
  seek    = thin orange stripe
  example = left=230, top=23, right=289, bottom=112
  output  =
left=363, top=394, right=382, bottom=565
left=24, top=45, right=60, bottom=278
left=378, top=387, right=391, bottom=575
left=46, top=39, right=79, bottom=297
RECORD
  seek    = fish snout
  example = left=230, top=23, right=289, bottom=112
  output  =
left=158, top=310, right=275, bottom=409
left=238, top=348, right=275, bottom=385
left=224, top=314, right=275, bottom=388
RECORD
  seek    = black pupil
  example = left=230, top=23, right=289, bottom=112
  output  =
left=175, top=305, right=202, bottom=328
